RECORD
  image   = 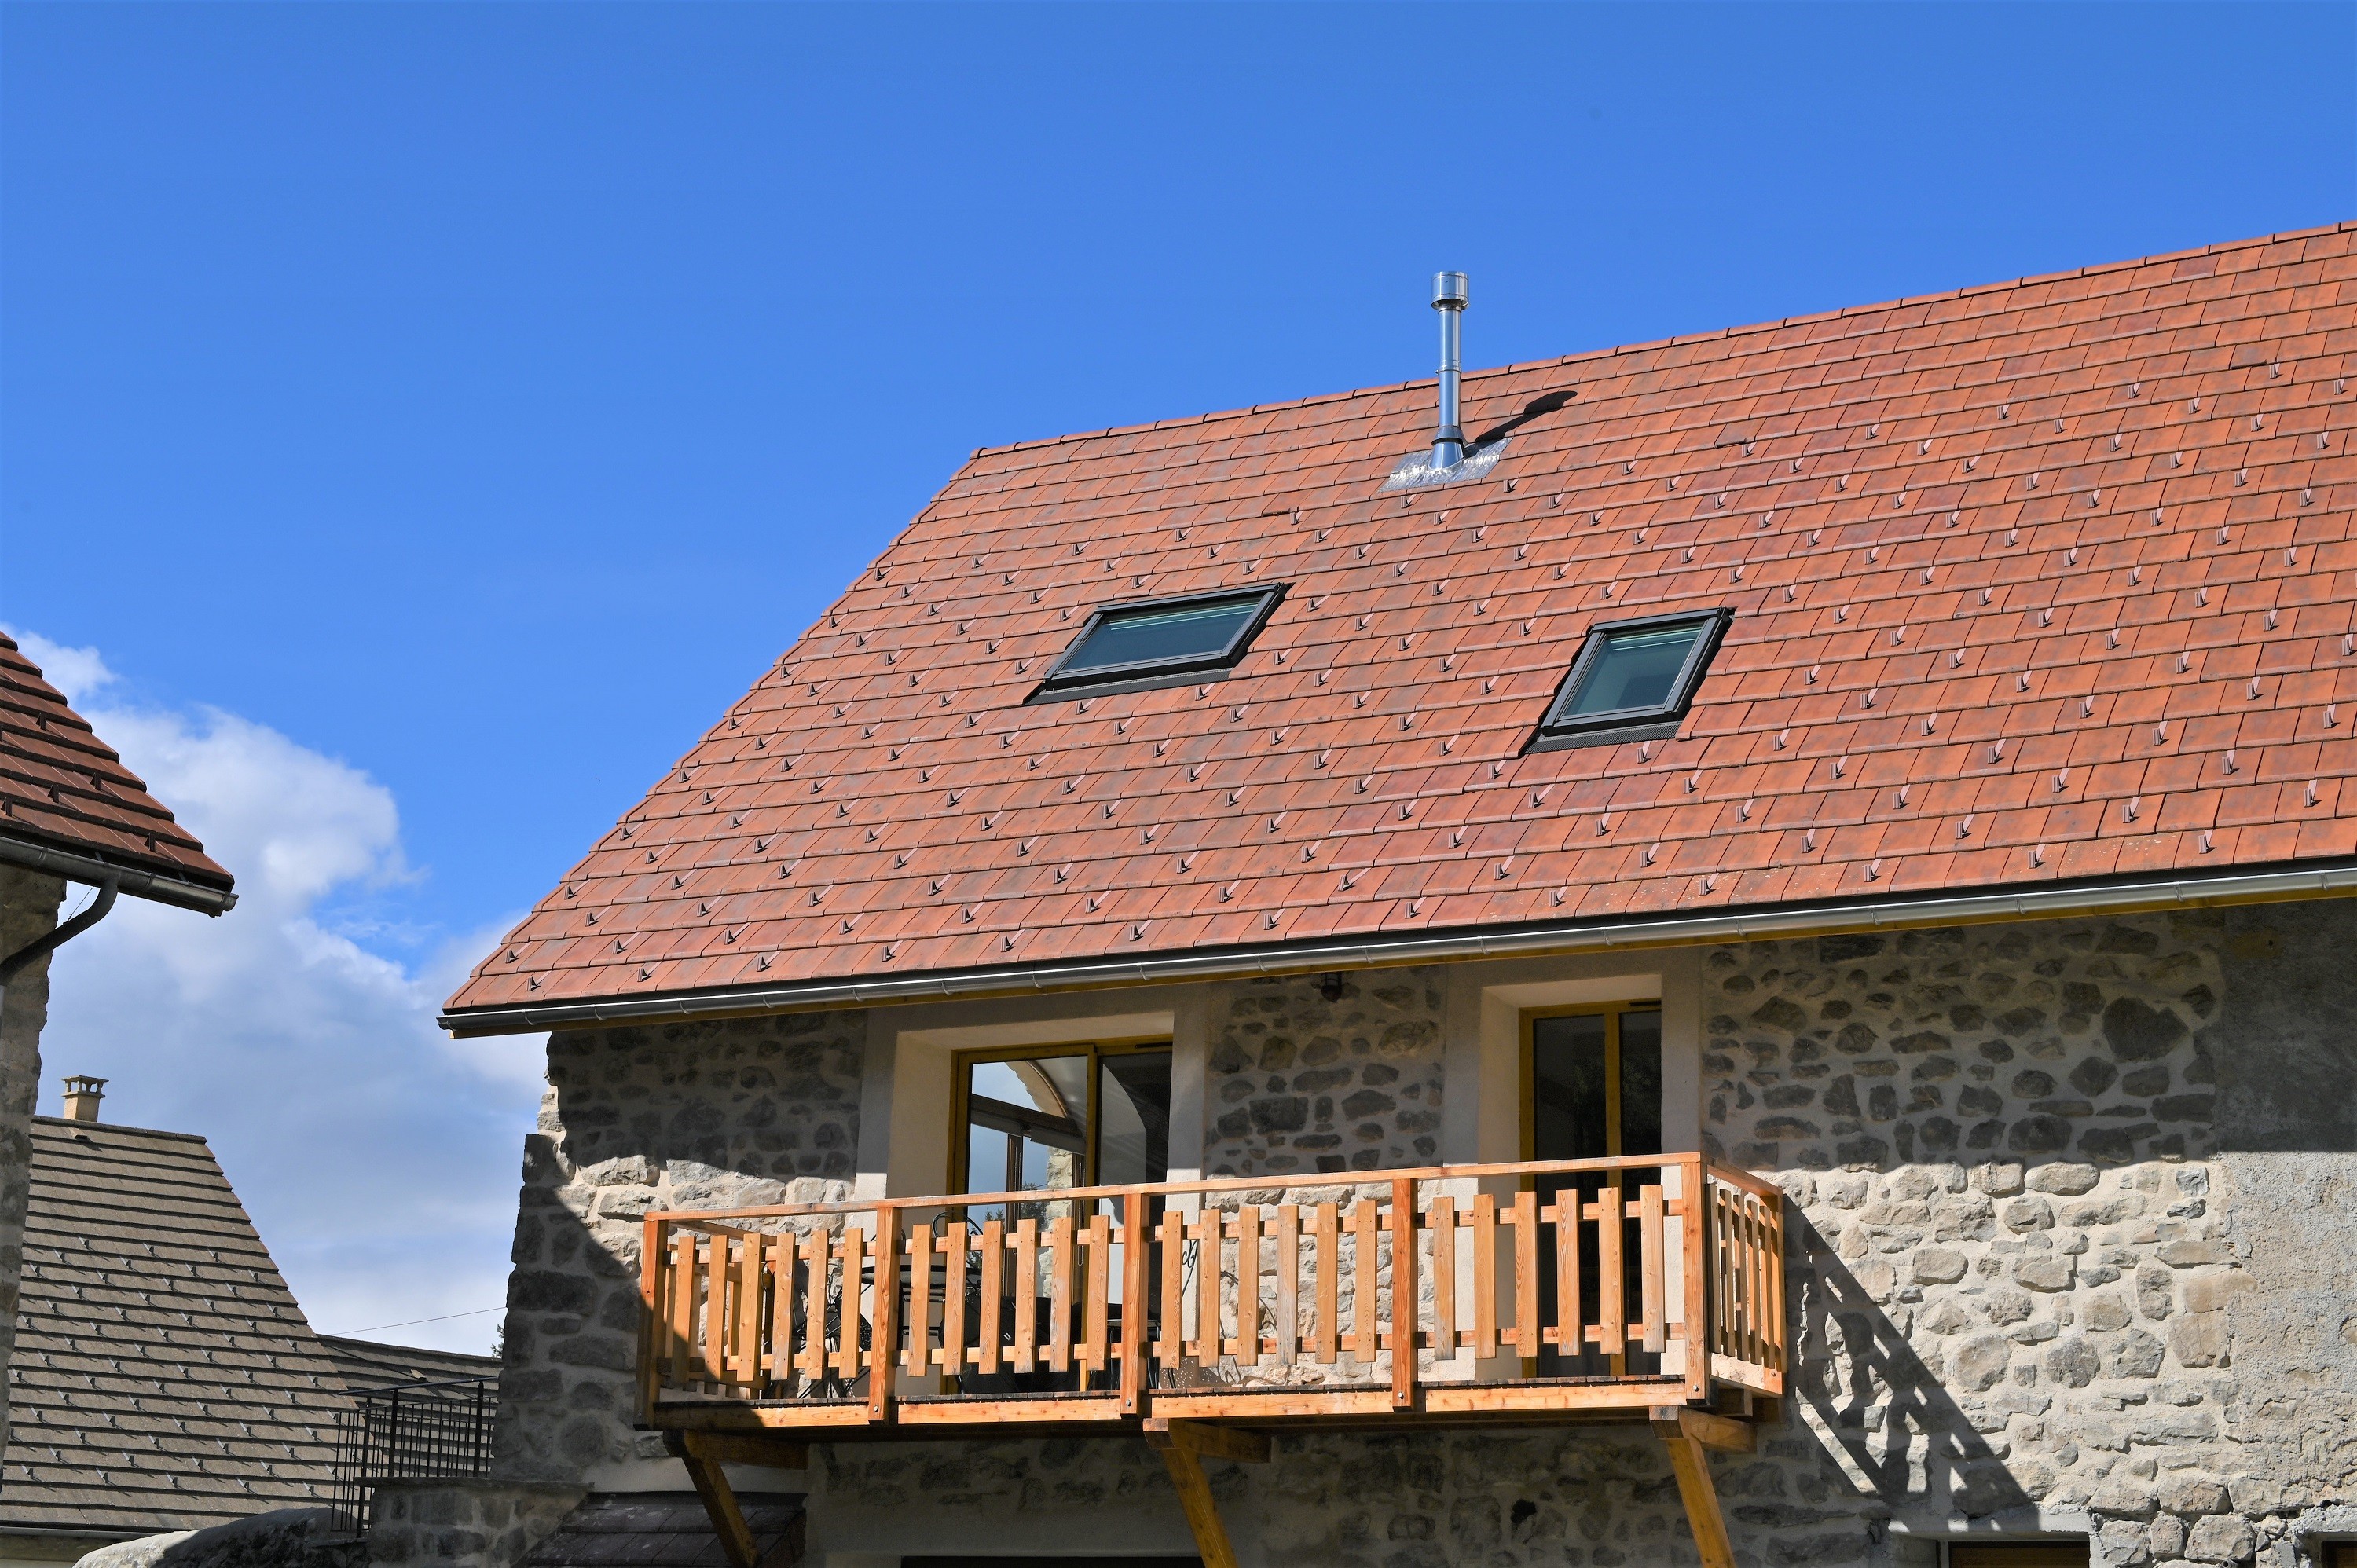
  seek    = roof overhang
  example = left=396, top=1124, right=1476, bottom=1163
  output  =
left=0, top=834, right=237, bottom=915
left=439, top=855, right=2357, bottom=1038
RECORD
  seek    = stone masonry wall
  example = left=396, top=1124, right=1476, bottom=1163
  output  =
left=474, top=907, right=2353, bottom=1566
left=490, top=1010, right=864, bottom=1483
left=1202, top=967, right=1446, bottom=1177
left=1711, top=905, right=2357, bottom=1567
left=0, top=863, right=64, bottom=1464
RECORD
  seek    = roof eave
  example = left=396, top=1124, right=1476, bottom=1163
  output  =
left=439, top=855, right=2357, bottom=1038
left=0, top=833, right=237, bottom=915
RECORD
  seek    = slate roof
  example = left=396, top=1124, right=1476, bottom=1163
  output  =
left=316, top=1334, right=500, bottom=1392
left=0, top=1117, right=352, bottom=1540
left=522, top=1493, right=805, bottom=1567
left=0, top=632, right=234, bottom=906
left=449, top=223, right=2357, bottom=1025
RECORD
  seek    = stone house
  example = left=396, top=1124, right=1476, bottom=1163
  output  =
left=426, top=226, right=2357, bottom=1568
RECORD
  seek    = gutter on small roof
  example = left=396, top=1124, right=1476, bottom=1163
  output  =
left=439, top=856, right=2357, bottom=1038
left=0, top=834, right=236, bottom=915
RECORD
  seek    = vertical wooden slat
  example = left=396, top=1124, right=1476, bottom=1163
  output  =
left=1596, top=1186, right=1625, bottom=1359
left=977, top=1218, right=1004, bottom=1375
left=1192, top=1211, right=1222, bottom=1365
left=676, top=1231, right=703, bottom=1386
left=1083, top=1211, right=1112, bottom=1376
left=1120, top=1192, right=1150, bottom=1413
left=1736, top=1197, right=1757, bottom=1365
left=1640, top=1184, right=1667, bottom=1354
left=902, top=1224, right=933, bottom=1376
left=1274, top=1205, right=1300, bottom=1364
left=1682, top=1160, right=1709, bottom=1398
left=1766, top=1200, right=1787, bottom=1370
left=734, top=1232, right=765, bottom=1385
left=1751, top=1198, right=1772, bottom=1368
left=868, top=1209, right=900, bottom=1420
left=1472, top=1193, right=1497, bottom=1361
left=1709, top=1184, right=1728, bottom=1363
left=1388, top=1178, right=1417, bottom=1409
left=1428, top=1197, right=1455, bottom=1354
left=778, top=1225, right=806, bottom=1386
left=797, top=1230, right=828, bottom=1382
left=1551, top=1192, right=1579, bottom=1354
left=1228, top=1207, right=1259, bottom=1361
left=938, top=1223, right=967, bottom=1378
left=1311, top=1203, right=1340, bottom=1365
left=701, top=1236, right=731, bottom=1385
left=1350, top=1200, right=1380, bottom=1366
left=830, top=1229, right=863, bottom=1382
left=1155, top=1211, right=1186, bottom=1362
left=1047, top=1212, right=1076, bottom=1373
left=1012, top=1218, right=1039, bottom=1373
left=1511, top=1190, right=1538, bottom=1357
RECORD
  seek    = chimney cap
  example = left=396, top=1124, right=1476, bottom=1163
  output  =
left=1431, top=272, right=1468, bottom=310
left=61, top=1075, right=106, bottom=1123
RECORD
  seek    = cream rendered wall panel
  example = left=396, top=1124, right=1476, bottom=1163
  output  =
left=860, top=991, right=1184, bottom=1200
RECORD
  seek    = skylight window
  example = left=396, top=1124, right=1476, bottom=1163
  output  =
left=1032, top=586, right=1286, bottom=699
left=1529, top=610, right=1731, bottom=749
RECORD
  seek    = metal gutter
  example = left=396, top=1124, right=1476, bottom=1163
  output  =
left=0, top=835, right=236, bottom=916
left=0, top=874, right=117, bottom=985
left=439, top=857, right=2357, bottom=1038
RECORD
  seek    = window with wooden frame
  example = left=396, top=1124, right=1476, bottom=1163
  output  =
left=951, top=1039, right=1174, bottom=1204
left=1520, top=1002, right=1664, bottom=1376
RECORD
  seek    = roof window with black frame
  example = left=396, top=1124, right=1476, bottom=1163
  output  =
left=1029, top=585, right=1286, bottom=701
left=1527, top=609, right=1731, bottom=750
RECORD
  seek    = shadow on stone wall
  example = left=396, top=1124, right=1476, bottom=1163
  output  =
left=1787, top=1208, right=2036, bottom=1528
left=490, top=1015, right=866, bottom=1484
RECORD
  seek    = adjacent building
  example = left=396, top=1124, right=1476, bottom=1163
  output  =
left=424, top=225, right=2357, bottom=1568
left=0, top=633, right=236, bottom=1476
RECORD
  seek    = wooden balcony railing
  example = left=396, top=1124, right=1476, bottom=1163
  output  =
left=636, top=1155, right=1783, bottom=1437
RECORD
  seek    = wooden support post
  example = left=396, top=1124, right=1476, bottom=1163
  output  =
left=867, top=1208, right=900, bottom=1420
left=1389, top=1176, right=1417, bottom=1409
left=680, top=1441, right=761, bottom=1568
left=1145, top=1419, right=1270, bottom=1568
left=1120, top=1190, right=1149, bottom=1414
left=1653, top=1407, right=1741, bottom=1568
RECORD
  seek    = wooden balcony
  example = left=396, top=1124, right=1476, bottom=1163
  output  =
left=636, top=1154, right=1783, bottom=1438
left=638, top=1156, right=1784, bottom=1567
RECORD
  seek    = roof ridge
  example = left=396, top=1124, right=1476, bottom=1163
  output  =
left=31, top=1115, right=210, bottom=1142
left=966, top=220, right=2357, bottom=460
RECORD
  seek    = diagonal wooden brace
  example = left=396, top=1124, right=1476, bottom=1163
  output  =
left=1146, top=1419, right=1270, bottom=1568
left=1651, top=1406, right=1750, bottom=1568
left=673, top=1430, right=810, bottom=1568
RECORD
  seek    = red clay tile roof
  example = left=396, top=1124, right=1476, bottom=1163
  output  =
left=449, top=223, right=2357, bottom=1023
left=0, top=633, right=233, bottom=901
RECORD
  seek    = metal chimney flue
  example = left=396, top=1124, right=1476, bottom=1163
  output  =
left=1431, top=271, right=1469, bottom=470
left=62, top=1075, right=105, bottom=1123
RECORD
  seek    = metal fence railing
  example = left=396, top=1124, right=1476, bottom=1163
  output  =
left=328, top=1376, right=498, bottom=1534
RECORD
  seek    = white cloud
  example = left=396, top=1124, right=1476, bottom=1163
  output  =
left=10, top=628, right=117, bottom=708
left=14, top=628, right=543, bottom=1354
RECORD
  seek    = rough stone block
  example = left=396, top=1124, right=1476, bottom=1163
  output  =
left=2184, top=1515, right=2255, bottom=1562
left=2026, top=1163, right=2100, bottom=1195
left=2168, top=1311, right=2229, bottom=1368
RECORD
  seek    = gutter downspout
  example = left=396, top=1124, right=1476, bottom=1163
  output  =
left=0, top=874, right=119, bottom=987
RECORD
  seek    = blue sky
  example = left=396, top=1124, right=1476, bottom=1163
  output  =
left=5, top=2, right=2352, bottom=1349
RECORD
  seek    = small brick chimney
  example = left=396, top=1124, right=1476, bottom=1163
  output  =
left=61, top=1075, right=105, bottom=1123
